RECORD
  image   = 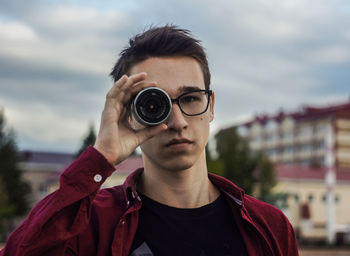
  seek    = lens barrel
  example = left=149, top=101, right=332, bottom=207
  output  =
left=131, top=87, right=172, bottom=126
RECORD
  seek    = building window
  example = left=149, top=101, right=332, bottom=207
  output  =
left=313, top=141, right=325, bottom=151
left=283, top=146, right=294, bottom=154
left=266, top=134, right=278, bottom=143
left=268, top=148, right=277, bottom=157
left=297, top=126, right=313, bottom=138
left=294, top=194, right=300, bottom=202
left=300, top=144, right=312, bottom=153
left=315, top=124, right=327, bottom=135
left=322, top=194, right=340, bottom=203
left=266, top=120, right=278, bottom=131
left=308, top=194, right=314, bottom=202
left=282, top=131, right=294, bottom=140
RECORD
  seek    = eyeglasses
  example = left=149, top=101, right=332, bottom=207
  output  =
left=170, top=89, right=212, bottom=116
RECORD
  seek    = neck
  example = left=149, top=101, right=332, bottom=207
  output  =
left=138, top=153, right=220, bottom=208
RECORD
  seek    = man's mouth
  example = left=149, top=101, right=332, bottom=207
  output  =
left=165, top=138, right=193, bottom=147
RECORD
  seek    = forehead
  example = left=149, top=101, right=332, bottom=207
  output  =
left=129, top=56, right=205, bottom=95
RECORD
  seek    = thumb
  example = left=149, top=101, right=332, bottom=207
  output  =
left=136, top=123, right=168, bottom=144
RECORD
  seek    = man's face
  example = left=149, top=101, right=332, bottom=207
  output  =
left=129, top=56, right=214, bottom=171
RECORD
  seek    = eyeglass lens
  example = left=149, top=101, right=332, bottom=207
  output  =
left=178, top=91, right=209, bottom=115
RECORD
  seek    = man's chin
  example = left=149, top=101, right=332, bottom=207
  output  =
left=142, top=151, right=198, bottom=172
left=160, top=158, right=196, bottom=172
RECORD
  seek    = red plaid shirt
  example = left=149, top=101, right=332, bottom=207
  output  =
left=1, top=146, right=299, bottom=256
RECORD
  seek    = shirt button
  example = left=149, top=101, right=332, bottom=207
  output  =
left=94, top=174, right=102, bottom=182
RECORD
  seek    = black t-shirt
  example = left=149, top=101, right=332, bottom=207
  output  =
left=129, top=192, right=247, bottom=256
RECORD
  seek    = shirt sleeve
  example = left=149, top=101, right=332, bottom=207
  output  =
left=0, top=146, right=116, bottom=256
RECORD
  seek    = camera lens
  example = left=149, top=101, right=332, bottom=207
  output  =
left=131, top=87, right=172, bottom=126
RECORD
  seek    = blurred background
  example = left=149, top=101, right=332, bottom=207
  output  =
left=1, top=0, right=350, bottom=254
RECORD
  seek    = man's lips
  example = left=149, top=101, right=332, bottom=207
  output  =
left=165, top=138, right=193, bottom=147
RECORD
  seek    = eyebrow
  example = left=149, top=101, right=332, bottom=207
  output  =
left=177, top=85, right=203, bottom=93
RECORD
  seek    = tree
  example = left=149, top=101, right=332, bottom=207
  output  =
left=0, top=109, right=31, bottom=240
left=75, top=123, right=139, bottom=159
left=208, top=127, right=276, bottom=200
left=75, top=123, right=96, bottom=158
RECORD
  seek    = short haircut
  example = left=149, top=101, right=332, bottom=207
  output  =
left=110, top=25, right=211, bottom=89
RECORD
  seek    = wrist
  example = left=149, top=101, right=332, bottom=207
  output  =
left=93, top=144, right=119, bottom=166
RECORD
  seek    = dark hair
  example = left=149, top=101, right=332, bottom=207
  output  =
left=110, top=25, right=211, bottom=89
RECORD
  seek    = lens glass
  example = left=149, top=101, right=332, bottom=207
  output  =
left=135, top=89, right=171, bottom=124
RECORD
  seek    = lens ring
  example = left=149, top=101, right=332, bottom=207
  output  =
left=132, top=87, right=172, bottom=126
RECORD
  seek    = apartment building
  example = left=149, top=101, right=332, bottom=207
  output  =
left=236, top=100, right=350, bottom=169
left=234, top=100, right=350, bottom=243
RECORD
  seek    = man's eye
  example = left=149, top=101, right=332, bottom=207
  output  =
left=181, top=95, right=199, bottom=103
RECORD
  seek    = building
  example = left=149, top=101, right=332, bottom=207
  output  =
left=235, top=100, right=350, bottom=168
left=232, top=100, right=350, bottom=243
left=18, top=150, right=142, bottom=207
left=18, top=150, right=75, bottom=206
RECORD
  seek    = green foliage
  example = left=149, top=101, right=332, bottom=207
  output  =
left=206, top=145, right=225, bottom=177
left=75, top=123, right=96, bottom=158
left=208, top=127, right=276, bottom=200
left=0, top=109, right=31, bottom=240
left=261, top=192, right=289, bottom=210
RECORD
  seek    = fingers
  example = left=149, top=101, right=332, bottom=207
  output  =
left=107, top=72, right=156, bottom=99
left=107, top=72, right=146, bottom=98
left=120, top=80, right=157, bottom=105
left=106, top=72, right=157, bottom=109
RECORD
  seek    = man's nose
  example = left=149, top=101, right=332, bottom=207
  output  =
left=166, top=103, right=188, bottom=131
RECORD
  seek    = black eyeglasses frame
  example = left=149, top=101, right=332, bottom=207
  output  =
left=170, top=89, right=213, bottom=116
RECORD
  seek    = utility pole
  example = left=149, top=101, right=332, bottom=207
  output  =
left=325, top=117, right=336, bottom=244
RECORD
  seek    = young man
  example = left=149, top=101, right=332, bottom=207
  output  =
left=1, top=26, right=299, bottom=255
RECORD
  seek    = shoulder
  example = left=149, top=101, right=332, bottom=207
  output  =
left=244, top=194, right=287, bottom=222
left=243, top=194, right=293, bottom=231
left=243, top=194, right=299, bottom=254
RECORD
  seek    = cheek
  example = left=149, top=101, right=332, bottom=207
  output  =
left=140, top=138, right=153, bottom=150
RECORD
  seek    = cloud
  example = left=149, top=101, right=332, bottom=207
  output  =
left=0, top=1, right=130, bottom=151
left=307, top=45, right=350, bottom=64
left=0, top=0, right=349, bottom=152
left=0, top=22, right=37, bottom=41
left=2, top=98, right=93, bottom=152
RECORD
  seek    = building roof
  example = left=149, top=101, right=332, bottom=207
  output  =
left=242, top=100, right=350, bottom=127
left=19, top=149, right=142, bottom=176
left=276, top=164, right=350, bottom=182
left=19, top=150, right=75, bottom=165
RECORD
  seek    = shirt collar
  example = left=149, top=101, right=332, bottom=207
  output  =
left=122, top=168, right=245, bottom=207
left=122, top=168, right=143, bottom=207
left=208, top=172, right=244, bottom=207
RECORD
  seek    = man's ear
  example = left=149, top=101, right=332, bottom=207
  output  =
left=209, top=91, right=215, bottom=122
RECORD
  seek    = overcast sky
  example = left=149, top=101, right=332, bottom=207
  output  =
left=1, top=0, right=349, bottom=153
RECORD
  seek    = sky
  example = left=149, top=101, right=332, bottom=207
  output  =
left=0, top=0, right=350, bottom=153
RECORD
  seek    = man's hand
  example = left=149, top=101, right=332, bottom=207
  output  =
left=94, top=72, right=168, bottom=165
